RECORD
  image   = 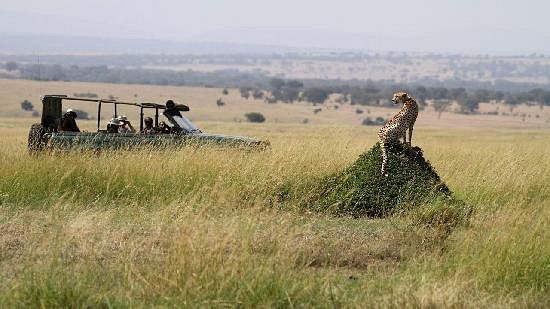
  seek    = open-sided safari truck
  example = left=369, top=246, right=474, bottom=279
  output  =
left=28, top=95, right=269, bottom=152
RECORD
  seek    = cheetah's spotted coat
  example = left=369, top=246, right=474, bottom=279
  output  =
left=377, top=92, right=419, bottom=175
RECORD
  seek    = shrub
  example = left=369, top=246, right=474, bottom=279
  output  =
left=245, top=112, right=266, bottom=123
left=20, top=99, right=34, bottom=111
left=362, top=118, right=375, bottom=126
left=222, top=88, right=229, bottom=95
left=361, top=117, right=386, bottom=126
left=216, top=98, right=225, bottom=107
left=355, top=109, right=364, bottom=114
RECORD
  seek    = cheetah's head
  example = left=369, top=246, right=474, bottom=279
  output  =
left=391, top=92, right=411, bottom=104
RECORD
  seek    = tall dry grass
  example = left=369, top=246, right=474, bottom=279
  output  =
left=0, top=119, right=548, bottom=307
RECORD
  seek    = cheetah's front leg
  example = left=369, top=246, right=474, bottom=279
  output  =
left=407, top=124, right=414, bottom=145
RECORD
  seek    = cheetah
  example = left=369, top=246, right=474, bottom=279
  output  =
left=377, top=91, right=419, bottom=176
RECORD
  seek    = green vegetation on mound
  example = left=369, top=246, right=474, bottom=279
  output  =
left=312, top=143, right=453, bottom=217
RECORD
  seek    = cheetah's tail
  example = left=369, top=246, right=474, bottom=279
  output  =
left=380, top=141, right=388, bottom=176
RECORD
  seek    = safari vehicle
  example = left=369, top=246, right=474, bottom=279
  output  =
left=28, top=95, right=269, bottom=152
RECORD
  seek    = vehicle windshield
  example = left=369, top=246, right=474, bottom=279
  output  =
left=172, top=114, right=200, bottom=133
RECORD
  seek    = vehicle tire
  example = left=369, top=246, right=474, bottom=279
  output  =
left=28, top=123, right=46, bottom=153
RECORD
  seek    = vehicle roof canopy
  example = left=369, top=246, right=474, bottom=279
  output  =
left=40, top=95, right=190, bottom=131
left=41, top=95, right=180, bottom=110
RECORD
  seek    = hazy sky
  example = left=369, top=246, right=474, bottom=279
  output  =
left=1, top=0, right=549, bottom=54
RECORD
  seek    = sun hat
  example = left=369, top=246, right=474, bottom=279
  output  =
left=108, top=118, right=122, bottom=126
left=66, top=108, right=77, bottom=118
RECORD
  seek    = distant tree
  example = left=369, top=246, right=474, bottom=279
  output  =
left=355, top=108, right=364, bottom=114
left=222, top=88, right=229, bottom=95
left=459, top=95, right=480, bottom=114
left=449, top=88, right=467, bottom=101
left=541, top=91, right=550, bottom=106
left=286, top=80, right=303, bottom=89
left=269, top=89, right=283, bottom=102
left=415, top=85, right=428, bottom=98
left=216, top=98, right=225, bottom=107
left=263, top=79, right=304, bottom=103
left=282, top=87, right=300, bottom=102
left=269, top=78, right=285, bottom=91
left=302, top=88, right=330, bottom=104
left=20, top=99, right=34, bottom=111
left=313, top=108, right=322, bottom=114
left=264, top=96, right=277, bottom=104
left=252, top=89, right=264, bottom=100
left=335, top=94, right=348, bottom=104
left=431, top=87, right=449, bottom=100
left=5, top=61, right=18, bottom=72
left=245, top=112, right=266, bottom=123
left=504, top=94, right=520, bottom=106
left=432, top=100, right=451, bottom=119
left=239, top=87, right=251, bottom=99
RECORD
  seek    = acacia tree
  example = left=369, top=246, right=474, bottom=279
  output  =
left=239, top=87, right=251, bottom=99
left=302, top=88, right=330, bottom=104
left=432, top=99, right=452, bottom=119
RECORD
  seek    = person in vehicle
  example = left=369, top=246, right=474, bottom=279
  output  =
left=117, top=115, right=135, bottom=133
left=163, top=100, right=200, bottom=133
left=158, top=121, right=171, bottom=134
left=141, top=117, right=157, bottom=134
left=107, top=118, right=122, bottom=133
left=58, top=109, right=80, bottom=132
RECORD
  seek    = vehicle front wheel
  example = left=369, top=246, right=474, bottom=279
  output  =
left=28, top=123, right=47, bottom=153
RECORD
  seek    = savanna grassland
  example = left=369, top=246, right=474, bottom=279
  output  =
left=3, top=79, right=550, bottom=129
left=0, top=116, right=548, bottom=307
